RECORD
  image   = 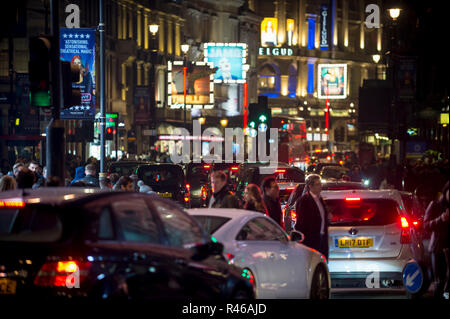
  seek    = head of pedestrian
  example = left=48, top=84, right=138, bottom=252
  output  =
left=305, top=174, right=322, bottom=196
left=210, top=170, right=227, bottom=194
left=244, top=184, right=264, bottom=204
left=16, top=168, right=36, bottom=189
left=261, top=176, right=279, bottom=200
left=85, top=164, right=96, bottom=176
left=27, top=161, right=40, bottom=173
left=13, top=163, right=24, bottom=178
left=116, top=176, right=134, bottom=191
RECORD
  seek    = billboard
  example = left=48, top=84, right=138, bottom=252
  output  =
left=286, top=19, right=295, bottom=46
left=261, top=18, right=278, bottom=46
left=318, top=64, right=347, bottom=99
left=167, top=61, right=215, bottom=109
left=204, top=43, right=248, bottom=83
left=60, top=28, right=96, bottom=120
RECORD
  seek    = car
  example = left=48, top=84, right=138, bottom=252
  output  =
left=187, top=208, right=331, bottom=299
left=318, top=166, right=350, bottom=181
left=107, top=160, right=151, bottom=178
left=136, top=163, right=190, bottom=207
left=235, top=162, right=305, bottom=201
left=307, top=162, right=342, bottom=175
left=185, top=162, right=241, bottom=208
left=282, top=181, right=368, bottom=232
left=321, top=189, right=414, bottom=292
left=0, top=188, right=255, bottom=299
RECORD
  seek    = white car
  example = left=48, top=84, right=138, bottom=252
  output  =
left=187, top=208, right=331, bottom=299
left=322, top=190, right=414, bottom=290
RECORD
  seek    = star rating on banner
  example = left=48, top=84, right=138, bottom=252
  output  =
left=62, top=33, right=91, bottom=40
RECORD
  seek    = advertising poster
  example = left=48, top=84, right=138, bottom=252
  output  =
left=134, top=86, right=150, bottom=125
left=168, top=61, right=215, bottom=109
left=60, top=28, right=96, bottom=120
left=318, top=64, right=347, bottom=99
left=261, top=17, right=278, bottom=46
left=204, top=43, right=247, bottom=83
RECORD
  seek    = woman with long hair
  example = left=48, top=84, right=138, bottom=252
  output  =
left=0, top=175, right=17, bottom=191
left=243, top=184, right=267, bottom=215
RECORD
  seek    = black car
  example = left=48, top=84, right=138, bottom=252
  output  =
left=282, top=181, right=368, bottom=232
left=185, top=162, right=241, bottom=208
left=235, top=162, right=305, bottom=201
left=136, top=163, right=190, bottom=207
left=0, top=188, right=255, bottom=299
left=107, top=160, right=151, bottom=177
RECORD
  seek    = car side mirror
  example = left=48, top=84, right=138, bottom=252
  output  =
left=290, top=230, right=304, bottom=243
left=192, top=241, right=224, bottom=261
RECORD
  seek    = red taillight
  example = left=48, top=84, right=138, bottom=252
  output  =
left=400, top=217, right=411, bottom=244
left=201, top=185, right=207, bottom=200
left=0, top=201, right=25, bottom=208
left=186, top=184, right=191, bottom=190
left=286, top=187, right=296, bottom=191
left=290, top=209, right=297, bottom=220
left=339, top=160, right=344, bottom=165
left=345, top=197, right=361, bottom=201
left=275, top=169, right=286, bottom=173
left=203, top=164, right=211, bottom=169
left=326, top=156, right=331, bottom=161
left=34, top=260, right=91, bottom=287
left=231, top=166, right=239, bottom=171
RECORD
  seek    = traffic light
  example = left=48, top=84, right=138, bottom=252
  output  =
left=105, top=113, right=118, bottom=141
left=256, top=96, right=272, bottom=132
left=106, top=126, right=113, bottom=140
left=248, top=103, right=259, bottom=130
left=61, top=61, right=81, bottom=108
left=29, top=36, right=52, bottom=107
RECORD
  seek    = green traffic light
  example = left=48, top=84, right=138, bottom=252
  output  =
left=249, top=121, right=256, bottom=128
left=30, top=90, right=51, bottom=107
left=259, top=114, right=267, bottom=122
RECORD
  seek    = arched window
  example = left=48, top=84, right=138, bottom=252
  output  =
left=258, top=63, right=280, bottom=98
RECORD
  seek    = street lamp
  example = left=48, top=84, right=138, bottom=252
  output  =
left=181, top=44, right=190, bottom=127
left=149, top=23, right=159, bottom=150
left=388, top=8, right=401, bottom=21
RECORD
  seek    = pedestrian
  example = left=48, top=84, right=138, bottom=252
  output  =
left=208, top=170, right=241, bottom=209
left=81, top=164, right=100, bottom=187
left=70, top=166, right=86, bottom=185
left=109, top=173, right=120, bottom=186
left=16, top=168, right=36, bottom=189
left=261, top=176, right=283, bottom=228
left=12, top=162, right=24, bottom=178
left=423, top=181, right=449, bottom=299
left=243, top=184, right=267, bottom=214
left=348, top=164, right=362, bottom=182
left=114, top=176, right=134, bottom=191
left=0, top=175, right=17, bottom=191
left=294, top=174, right=329, bottom=260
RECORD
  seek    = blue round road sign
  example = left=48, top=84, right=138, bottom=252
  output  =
left=402, top=261, right=423, bottom=294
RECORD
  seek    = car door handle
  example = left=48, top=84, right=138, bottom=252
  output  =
left=175, top=258, right=187, bottom=266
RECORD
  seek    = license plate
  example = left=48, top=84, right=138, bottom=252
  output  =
left=336, top=237, right=373, bottom=248
left=158, top=192, right=172, bottom=198
left=0, top=278, right=17, bottom=295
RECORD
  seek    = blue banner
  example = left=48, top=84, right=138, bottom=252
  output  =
left=60, top=28, right=96, bottom=120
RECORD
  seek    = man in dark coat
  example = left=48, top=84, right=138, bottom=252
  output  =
left=81, top=163, right=100, bottom=187
left=261, top=176, right=283, bottom=228
left=295, top=174, right=329, bottom=260
left=208, top=170, right=241, bottom=209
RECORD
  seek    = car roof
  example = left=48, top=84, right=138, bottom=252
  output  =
left=187, top=208, right=262, bottom=219
left=321, top=189, right=403, bottom=201
left=0, top=187, right=113, bottom=206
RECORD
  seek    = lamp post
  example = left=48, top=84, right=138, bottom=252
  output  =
left=149, top=24, right=159, bottom=150
left=181, top=44, right=190, bottom=127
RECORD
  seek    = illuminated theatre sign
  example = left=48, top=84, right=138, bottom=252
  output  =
left=203, top=43, right=248, bottom=84
left=258, top=47, right=295, bottom=56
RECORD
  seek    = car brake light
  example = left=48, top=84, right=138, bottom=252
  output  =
left=275, top=169, right=286, bottom=173
left=34, top=260, right=91, bottom=287
left=345, top=197, right=361, bottom=201
left=400, top=217, right=411, bottom=244
left=326, top=156, right=331, bottom=161
left=0, top=201, right=26, bottom=208
left=203, top=164, right=211, bottom=169
left=186, top=184, right=191, bottom=190
left=339, top=160, right=344, bottom=165
left=290, top=209, right=297, bottom=220
left=231, top=166, right=239, bottom=171
left=286, top=187, right=296, bottom=191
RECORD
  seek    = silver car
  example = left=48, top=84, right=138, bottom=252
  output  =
left=322, top=190, right=413, bottom=290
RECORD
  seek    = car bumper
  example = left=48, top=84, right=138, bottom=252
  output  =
left=328, top=258, right=410, bottom=289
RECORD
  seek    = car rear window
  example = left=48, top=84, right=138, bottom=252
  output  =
left=109, top=164, right=139, bottom=177
left=138, top=166, right=184, bottom=186
left=0, top=206, right=63, bottom=242
left=192, top=215, right=231, bottom=235
left=324, top=198, right=400, bottom=226
left=258, top=168, right=305, bottom=184
left=321, top=167, right=348, bottom=180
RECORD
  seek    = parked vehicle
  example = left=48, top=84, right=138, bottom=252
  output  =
left=107, top=160, right=151, bottom=178
left=0, top=188, right=255, bottom=299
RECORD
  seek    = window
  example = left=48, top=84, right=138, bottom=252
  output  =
left=112, top=198, right=160, bottom=243
left=236, top=217, right=287, bottom=242
left=192, top=216, right=231, bottom=235
left=150, top=199, right=204, bottom=248
left=98, top=207, right=114, bottom=240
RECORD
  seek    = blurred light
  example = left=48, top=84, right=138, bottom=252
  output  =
left=181, top=43, right=190, bottom=54
left=372, top=54, right=381, bottom=64
left=149, top=24, right=159, bottom=35
left=389, top=8, right=401, bottom=20
left=220, top=119, right=228, bottom=127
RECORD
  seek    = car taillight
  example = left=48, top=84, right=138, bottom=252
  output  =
left=201, top=185, right=207, bottom=200
left=275, top=169, right=286, bottom=173
left=203, top=164, right=211, bottom=169
left=290, top=209, right=297, bottom=220
left=34, top=260, right=91, bottom=287
left=400, top=217, right=411, bottom=244
left=231, top=166, right=239, bottom=172
left=0, top=201, right=26, bottom=208
left=345, top=197, right=361, bottom=201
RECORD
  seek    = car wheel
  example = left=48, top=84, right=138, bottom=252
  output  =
left=310, top=265, right=329, bottom=299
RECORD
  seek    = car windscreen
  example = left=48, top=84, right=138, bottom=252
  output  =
left=109, top=164, right=139, bottom=177
left=191, top=215, right=231, bottom=235
left=321, top=167, right=348, bottom=179
left=0, top=205, right=63, bottom=242
left=324, top=198, right=400, bottom=226
left=138, top=166, right=184, bottom=187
